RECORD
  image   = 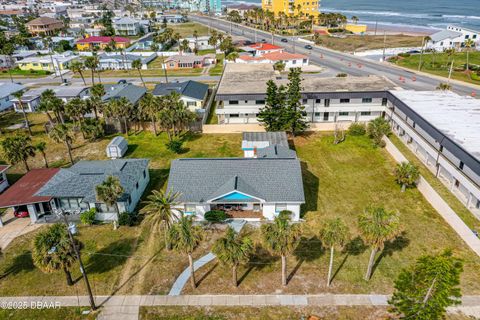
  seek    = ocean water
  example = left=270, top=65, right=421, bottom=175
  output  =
left=225, top=0, right=480, bottom=31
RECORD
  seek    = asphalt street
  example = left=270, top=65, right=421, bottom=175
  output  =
left=190, top=15, right=480, bottom=97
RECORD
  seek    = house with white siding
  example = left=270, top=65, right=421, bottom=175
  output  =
left=426, top=25, right=480, bottom=51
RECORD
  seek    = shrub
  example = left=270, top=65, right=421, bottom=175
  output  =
left=471, top=73, right=480, bottom=81
left=118, top=211, right=138, bottom=226
left=204, top=210, right=227, bottom=223
left=397, top=52, right=411, bottom=58
left=166, top=139, right=183, bottom=153
left=367, top=117, right=391, bottom=147
left=336, top=73, right=347, bottom=77
left=80, top=208, right=96, bottom=225
left=348, top=122, right=366, bottom=136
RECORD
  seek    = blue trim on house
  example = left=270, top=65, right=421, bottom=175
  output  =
left=215, top=192, right=255, bottom=201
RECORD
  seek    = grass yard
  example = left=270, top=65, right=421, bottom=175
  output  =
left=180, top=133, right=480, bottom=295
left=169, top=22, right=210, bottom=38
left=0, top=69, right=50, bottom=78
left=389, top=135, right=480, bottom=231
left=312, top=34, right=424, bottom=52
left=93, top=67, right=204, bottom=78
left=208, top=54, right=225, bottom=76
left=0, top=224, right=139, bottom=296
left=392, top=51, right=480, bottom=85
left=205, top=101, right=218, bottom=124
left=0, top=307, right=95, bottom=320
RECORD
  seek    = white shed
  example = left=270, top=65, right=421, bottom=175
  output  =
left=106, top=136, right=128, bottom=159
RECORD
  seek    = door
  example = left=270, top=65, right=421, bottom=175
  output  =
left=323, top=112, right=329, bottom=121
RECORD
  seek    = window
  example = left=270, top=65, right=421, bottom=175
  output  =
left=136, top=182, right=139, bottom=189
left=340, top=98, right=350, bottom=104
left=439, top=146, right=444, bottom=152
left=255, top=100, right=265, bottom=105
left=143, top=169, right=146, bottom=178
left=244, top=100, right=248, bottom=103
left=187, top=101, right=196, bottom=107
left=360, top=111, right=371, bottom=116
left=315, top=99, right=321, bottom=103
left=302, top=99, right=308, bottom=104
left=454, top=179, right=460, bottom=188
left=362, top=98, right=372, bottom=103
left=229, top=100, right=239, bottom=105
left=382, top=98, right=388, bottom=106
left=275, top=203, right=287, bottom=213
left=184, top=204, right=196, bottom=214
left=292, top=60, right=296, bottom=64
left=339, top=112, right=349, bottom=116
left=229, top=114, right=239, bottom=118
left=60, top=198, right=70, bottom=208
left=314, top=112, right=321, bottom=117
left=413, top=122, right=416, bottom=128
left=323, top=112, right=329, bottom=121
left=459, top=161, right=464, bottom=170
left=324, top=99, right=330, bottom=107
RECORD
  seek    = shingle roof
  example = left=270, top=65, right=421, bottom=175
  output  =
left=0, top=82, right=25, bottom=99
left=36, top=159, right=149, bottom=203
left=167, top=158, right=305, bottom=203
left=26, top=17, right=62, bottom=26
left=257, top=145, right=297, bottom=158
left=430, top=30, right=462, bottom=42
left=242, top=132, right=289, bottom=149
left=152, top=80, right=208, bottom=100
left=102, top=83, right=147, bottom=105
left=0, top=168, right=60, bottom=208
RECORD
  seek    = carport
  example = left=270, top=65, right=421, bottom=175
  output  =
left=0, top=168, right=59, bottom=227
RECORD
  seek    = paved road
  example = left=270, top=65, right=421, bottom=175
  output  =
left=9, top=74, right=221, bottom=87
left=190, top=15, right=480, bottom=97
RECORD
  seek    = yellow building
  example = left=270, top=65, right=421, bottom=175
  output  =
left=345, top=24, right=367, bottom=34
left=15, top=53, right=78, bottom=72
left=76, top=36, right=131, bottom=52
left=262, top=0, right=320, bottom=18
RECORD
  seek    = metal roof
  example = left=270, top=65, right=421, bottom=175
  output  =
left=167, top=158, right=305, bottom=203
left=102, top=83, right=147, bottom=105
left=257, top=145, right=297, bottom=158
left=242, top=131, right=289, bottom=149
left=0, top=82, right=25, bottom=99
left=430, top=30, right=462, bottom=42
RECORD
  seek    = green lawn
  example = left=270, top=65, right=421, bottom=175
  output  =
left=392, top=51, right=480, bottom=85
left=0, top=307, right=95, bottom=320
left=208, top=54, right=225, bottom=76
left=389, top=135, right=480, bottom=231
left=169, top=22, right=210, bottom=38
left=0, top=69, right=50, bottom=78
left=312, top=34, right=424, bottom=52
left=205, top=101, right=218, bottom=124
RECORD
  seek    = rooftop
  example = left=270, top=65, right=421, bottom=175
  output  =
left=242, top=132, right=289, bottom=149
left=76, top=36, right=130, bottom=44
left=0, top=82, right=25, bottom=98
left=249, top=43, right=283, bottom=51
left=102, top=83, right=147, bottom=105
left=152, top=80, right=208, bottom=100
left=262, top=51, right=308, bottom=61
left=217, top=64, right=395, bottom=96
left=26, top=16, right=62, bottom=26
left=167, top=158, right=305, bottom=203
left=389, top=90, right=480, bottom=161
left=430, top=29, right=462, bottom=42
left=0, top=168, right=60, bottom=208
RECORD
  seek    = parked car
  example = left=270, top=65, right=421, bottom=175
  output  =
left=304, top=45, right=313, bottom=50
left=281, top=38, right=288, bottom=43
left=261, top=39, right=267, bottom=43
left=14, top=206, right=29, bottom=218
left=117, top=79, right=127, bottom=84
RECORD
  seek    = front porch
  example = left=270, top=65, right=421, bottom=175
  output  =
left=211, top=203, right=264, bottom=220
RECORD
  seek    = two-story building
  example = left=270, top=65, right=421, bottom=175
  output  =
left=26, top=17, right=64, bottom=36
left=426, top=25, right=480, bottom=51
left=113, top=17, right=150, bottom=36
left=215, top=63, right=394, bottom=125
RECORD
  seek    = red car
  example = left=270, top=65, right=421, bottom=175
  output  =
left=14, top=206, right=29, bottom=218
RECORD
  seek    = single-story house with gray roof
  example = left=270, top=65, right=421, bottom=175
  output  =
left=167, top=157, right=304, bottom=221
left=152, top=80, right=209, bottom=111
left=242, top=131, right=290, bottom=158
left=0, top=159, right=150, bottom=224
left=102, top=83, right=147, bottom=106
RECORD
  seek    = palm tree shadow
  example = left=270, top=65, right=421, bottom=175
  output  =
left=195, top=262, right=218, bottom=287
left=237, top=244, right=278, bottom=286
left=0, top=250, right=35, bottom=280
left=288, top=236, right=324, bottom=284
left=330, top=236, right=368, bottom=284
left=371, top=231, right=410, bottom=277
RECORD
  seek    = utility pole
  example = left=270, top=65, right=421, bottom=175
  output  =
left=382, top=31, right=387, bottom=62
left=56, top=209, right=96, bottom=311
left=448, top=59, right=454, bottom=84
left=161, top=52, right=169, bottom=83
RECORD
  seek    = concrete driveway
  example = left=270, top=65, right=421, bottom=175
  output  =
left=0, top=210, right=42, bottom=250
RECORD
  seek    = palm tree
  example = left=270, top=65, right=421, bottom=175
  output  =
left=168, top=215, right=203, bottom=289
left=320, top=218, right=350, bottom=287
left=358, top=207, right=400, bottom=280
left=84, top=56, right=100, bottom=85
left=96, top=175, right=124, bottom=229
left=48, top=123, right=75, bottom=165
left=464, top=39, right=475, bottom=71
left=70, top=60, right=87, bottom=85
left=139, top=93, right=162, bottom=135
left=0, top=135, right=36, bottom=172
left=193, top=30, right=199, bottom=52
left=35, top=141, right=48, bottom=168
left=32, top=223, right=77, bottom=286
left=88, top=84, right=106, bottom=119
left=12, top=91, right=32, bottom=136
left=108, top=97, right=133, bottom=135
left=394, top=162, right=420, bottom=192
left=132, top=59, right=146, bottom=88
left=261, top=210, right=302, bottom=286
left=140, top=190, right=181, bottom=250
left=436, top=82, right=452, bottom=91
left=226, top=52, right=239, bottom=62
left=212, top=226, right=253, bottom=287
left=351, top=16, right=359, bottom=24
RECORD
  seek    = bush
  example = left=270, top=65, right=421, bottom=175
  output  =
left=367, top=117, right=391, bottom=147
left=471, top=73, right=480, bottom=81
left=336, top=73, right=347, bottom=77
left=166, top=139, right=183, bottom=153
left=80, top=208, right=96, bottom=225
left=348, top=122, right=366, bottom=136
left=204, top=210, right=227, bottom=223
left=118, top=211, right=138, bottom=226
left=398, top=52, right=411, bottom=58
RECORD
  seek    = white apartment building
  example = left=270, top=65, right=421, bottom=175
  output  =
left=113, top=17, right=150, bottom=36
left=386, top=90, right=480, bottom=218
left=215, top=64, right=393, bottom=125
left=426, top=25, right=480, bottom=51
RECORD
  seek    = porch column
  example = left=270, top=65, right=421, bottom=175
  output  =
left=27, top=204, right=38, bottom=224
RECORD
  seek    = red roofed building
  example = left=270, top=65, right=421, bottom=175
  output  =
left=76, top=36, right=131, bottom=51
left=0, top=168, right=59, bottom=225
left=248, top=43, right=284, bottom=56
